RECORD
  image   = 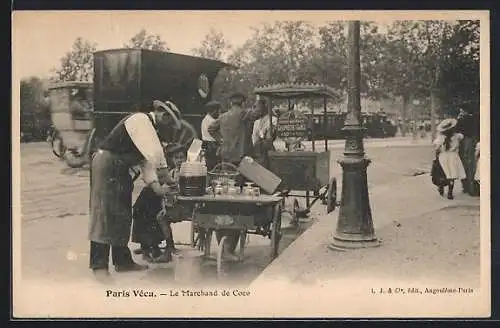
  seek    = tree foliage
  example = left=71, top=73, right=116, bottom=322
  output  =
left=47, top=20, right=480, bottom=119
left=440, top=20, right=480, bottom=115
left=124, top=28, right=169, bottom=51
left=53, top=37, right=97, bottom=82
left=20, top=77, right=51, bottom=140
left=191, top=28, right=232, bottom=61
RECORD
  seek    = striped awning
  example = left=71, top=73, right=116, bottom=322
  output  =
left=254, top=82, right=341, bottom=99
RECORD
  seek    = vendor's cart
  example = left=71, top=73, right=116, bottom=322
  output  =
left=177, top=194, right=282, bottom=278
left=253, top=83, right=341, bottom=222
left=175, top=162, right=283, bottom=279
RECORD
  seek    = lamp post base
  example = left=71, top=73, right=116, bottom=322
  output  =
left=329, top=156, right=379, bottom=251
left=329, top=234, right=381, bottom=251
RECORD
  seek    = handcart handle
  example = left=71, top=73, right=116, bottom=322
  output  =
left=209, top=162, right=239, bottom=174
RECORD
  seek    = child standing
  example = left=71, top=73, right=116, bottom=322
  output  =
left=433, top=118, right=467, bottom=200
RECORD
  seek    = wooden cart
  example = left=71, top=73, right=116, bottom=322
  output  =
left=253, top=83, right=342, bottom=223
left=47, top=81, right=95, bottom=167
left=176, top=194, right=283, bottom=278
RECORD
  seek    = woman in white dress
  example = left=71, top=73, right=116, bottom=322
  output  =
left=433, top=118, right=467, bottom=199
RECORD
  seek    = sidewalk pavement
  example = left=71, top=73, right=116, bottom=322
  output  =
left=302, top=136, right=432, bottom=151
left=252, top=174, right=480, bottom=284
left=249, top=174, right=485, bottom=317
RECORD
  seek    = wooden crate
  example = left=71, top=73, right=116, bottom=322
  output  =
left=267, top=151, right=331, bottom=191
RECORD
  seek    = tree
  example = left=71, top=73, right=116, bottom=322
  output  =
left=217, top=21, right=327, bottom=106
left=318, top=21, right=394, bottom=102
left=20, top=77, right=51, bottom=141
left=53, top=37, right=97, bottom=82
left=124, top=28, right=169, bottom=51
left=191, top=28, right=232, bottom=61
left=381, top=21, right=428, bottom=123
left=317, top=22, right=348, bottom=93
left=440, top=20, right=480, bottom=116
left=191, top=29, right=236, bottom=105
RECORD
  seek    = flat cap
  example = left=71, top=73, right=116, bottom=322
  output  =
left=206, top=100, right=222, bottom=108
left=229, top=91, right=247, bottom=100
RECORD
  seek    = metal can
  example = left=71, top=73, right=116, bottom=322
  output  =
left=214, top=183, right=223, bottom=195
left=244, top=184, right=254, bottom=196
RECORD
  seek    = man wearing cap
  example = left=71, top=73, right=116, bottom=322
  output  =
left=201, top=101, right=221, bottom=171
left=456, top=104, right=479, bottom=195
left=88, top=100, right=182, bottom=281
left=207, top=91, right=262, bottom=259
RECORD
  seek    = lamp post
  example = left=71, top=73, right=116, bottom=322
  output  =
left=329, top=21, right=379, bottom=250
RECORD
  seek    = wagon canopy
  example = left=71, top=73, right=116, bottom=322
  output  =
left=48, top=81, right=93, bottom=90
left=253, top=83, right=340, bottom=99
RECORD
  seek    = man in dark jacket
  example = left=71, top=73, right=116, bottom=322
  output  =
left=207, top=92, right=261, bottom=259
left=208, top=92, right=260, bottom=165
left=456, top=105, right=480, bottom=196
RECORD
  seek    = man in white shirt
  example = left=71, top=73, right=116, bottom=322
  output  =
left=252, top=99, right=278, bottom=166
left=89, top=100, right=181, bottom=280
left=201, top=101, right=221, bottom=171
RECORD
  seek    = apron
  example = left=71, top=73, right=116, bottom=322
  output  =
left=89, top=112, right=166, bottom=245
left=88, top=150, right=137, bottom=245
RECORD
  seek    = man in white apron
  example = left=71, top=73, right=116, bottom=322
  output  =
left=88, top=100, right=181, bottom=281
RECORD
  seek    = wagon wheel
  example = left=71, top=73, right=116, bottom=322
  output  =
left=326, top=177, right=337, bottom=213
left=64, top=149, right=87, bottom=168
left=51, top=135, right=66, bottom=159
left=270, top=204, right=283, bottom=259
left=216, top=235, right=227, bottom=279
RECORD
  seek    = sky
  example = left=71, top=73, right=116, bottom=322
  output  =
left=12, top=10, right=484, bottom=80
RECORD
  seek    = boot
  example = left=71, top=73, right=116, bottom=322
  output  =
left=151, top=250, right=172, bottom=263
left=438, top=186, right=444, bottom=196
left=92, top=268, right=114, bottom=284
left=447, top=181, right=454, bottom=200
left=156, top=219, right=175, bottom=263
left=115, top=263, right=148, bottom=272
left=112, top=246, right=148, bottom=272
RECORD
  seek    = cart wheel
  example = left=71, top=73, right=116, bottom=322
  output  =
left=216, top=235, right=227, bottom=278
left=51, top=136, right=66, bottom=159
left=270, top=204, right=283, bottom=259
left=326, top=178, right=337, bottom=213
left=239, top=231, right=247, bottom=261
left=204, top=229, right=213, bottom=257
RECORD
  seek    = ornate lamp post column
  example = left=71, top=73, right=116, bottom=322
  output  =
left=329, top=21, right=380, bottom=250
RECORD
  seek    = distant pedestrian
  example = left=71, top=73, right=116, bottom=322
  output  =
left=433, top=118, right=466, bottom=200
left=474, top=142, right=480, bottom=184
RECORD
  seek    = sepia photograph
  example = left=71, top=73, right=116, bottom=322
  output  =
left=12, top=10, right=490, bottom=318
